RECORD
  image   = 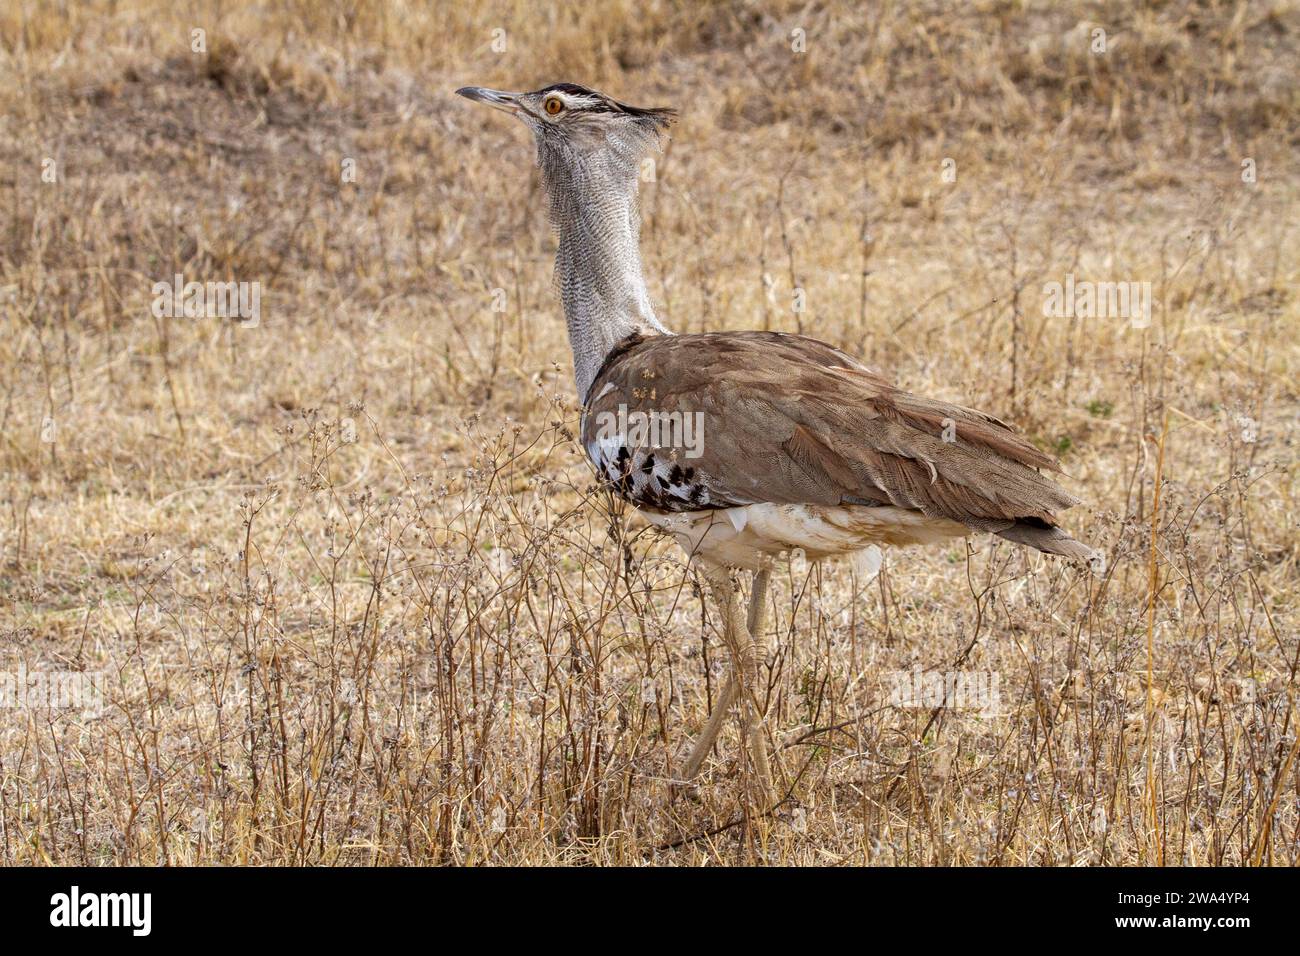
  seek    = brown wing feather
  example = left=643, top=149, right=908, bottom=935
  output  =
left=581, top=331, right=1082, bottom=537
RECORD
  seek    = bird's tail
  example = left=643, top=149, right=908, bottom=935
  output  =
left=996, top=518, right=1097, bottom=564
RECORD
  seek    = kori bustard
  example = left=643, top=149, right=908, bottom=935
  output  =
left=457, top=82, right=1093, bottom=808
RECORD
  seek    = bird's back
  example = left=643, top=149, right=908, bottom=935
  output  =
left=581, top=330, right=1093, bottom=562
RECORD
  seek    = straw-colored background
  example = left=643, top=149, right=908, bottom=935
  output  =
left=0, top=0, right=1296, bottom=863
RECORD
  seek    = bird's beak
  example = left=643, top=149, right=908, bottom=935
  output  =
left=455, top=86, right=523, bottom=116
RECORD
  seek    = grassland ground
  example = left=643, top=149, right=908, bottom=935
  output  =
left=0, top=0, right=1296, bottom=864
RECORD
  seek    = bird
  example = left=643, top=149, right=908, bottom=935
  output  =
left=455, top=82, right=1094, bottom=808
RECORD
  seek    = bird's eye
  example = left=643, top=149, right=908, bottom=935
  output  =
left=543, top=96, right=564, bottom=116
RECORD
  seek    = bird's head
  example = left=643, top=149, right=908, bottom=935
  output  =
left=455, top=82, right=675, bottom=180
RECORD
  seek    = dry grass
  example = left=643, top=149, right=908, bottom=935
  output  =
left=0, top=0, right=1296, bottom=865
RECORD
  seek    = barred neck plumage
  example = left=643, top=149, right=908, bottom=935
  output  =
left=540, top=140, right=671, bottom=402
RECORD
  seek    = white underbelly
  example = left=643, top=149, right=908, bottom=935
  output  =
left=640, top=502, right=969, bottom=571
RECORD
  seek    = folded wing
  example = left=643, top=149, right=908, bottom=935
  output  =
left=581, top=331, right=1088, bottom=556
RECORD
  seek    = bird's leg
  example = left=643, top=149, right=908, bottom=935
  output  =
left=705, top=566, right=774, bottom=808
left=681, top=568, right=770, bottom=782
left=746, top=567, right=771, bottom=640
left=682, top=675, right=735, bottom=782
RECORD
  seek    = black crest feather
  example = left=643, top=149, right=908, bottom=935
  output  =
left=535, top=82, right=676, bottom=129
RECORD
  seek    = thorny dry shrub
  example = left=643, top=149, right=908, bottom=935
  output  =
left=0, top=1, right=1296, bottom=864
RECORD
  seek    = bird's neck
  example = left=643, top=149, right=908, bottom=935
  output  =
left=545, top=154, right=670, bottom=402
